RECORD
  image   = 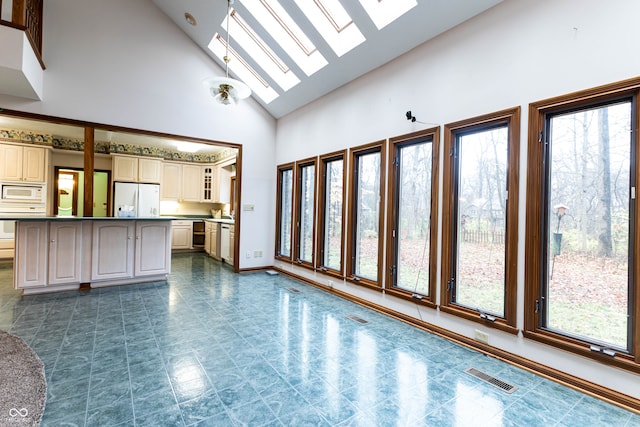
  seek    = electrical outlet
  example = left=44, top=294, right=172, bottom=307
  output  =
left=243, top=204, right=255, bottom=211
left=474, top=329, right=489, bottom=344
left=253, top=250, right=263, bottom=258
left=328, top=280, right=334, bottom=288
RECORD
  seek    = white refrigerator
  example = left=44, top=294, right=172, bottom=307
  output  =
left=113, top=182, right=160, bottom=217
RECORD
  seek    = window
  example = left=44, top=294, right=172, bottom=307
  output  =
left=441, top=108, right=520, bottom=332
left=525, top=79, right=640, bottom=369
left=294, top=157, right=317, bottom=268
left=386, top=129, right=439, bottom=305
left=276, top=163, right=294, bottom=260
left=317, top=150, right=346, bottom=277
left=346, top=141, right=385, bottom=287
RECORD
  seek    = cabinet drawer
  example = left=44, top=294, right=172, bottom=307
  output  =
left=172, top=220, right=192, bottom=226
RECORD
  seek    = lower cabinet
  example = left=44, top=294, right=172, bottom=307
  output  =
left=14, top=219, right=172, bottom=292
left=92, top=221, right=135, bottom=281
left=228, top=224, right=235, bottom=265
left=49, top=222, right=82, bottom=285
left=14, top=221, right=48, bottom=289
left=171, top=220, right=193, bottom=250
left=135, top=221, right=171, bottom=276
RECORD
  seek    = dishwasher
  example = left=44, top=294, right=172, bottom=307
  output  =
left=220, top=223, right=230, bottom=261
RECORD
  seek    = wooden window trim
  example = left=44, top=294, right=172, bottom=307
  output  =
left=385, top=128, right=440, bottom=308
left=441, top=107, right=520, bottom=333
left=316, top=150, right=347, bottom=279
left=525, top=77, right=640, bottom=369
left=346, top=140, right=386, bottom=289
left=275, top=162, right=295, bottom=262
left=293, top=156, right=318, bottom=270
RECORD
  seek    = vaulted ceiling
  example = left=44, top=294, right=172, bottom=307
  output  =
left=151, top=0, right=503, bottom=119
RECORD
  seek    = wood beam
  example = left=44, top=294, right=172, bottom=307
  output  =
left=83, top=127, right=94, bottom=217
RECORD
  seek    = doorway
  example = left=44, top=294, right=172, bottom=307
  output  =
left=53, top=167, right=111, bottom=216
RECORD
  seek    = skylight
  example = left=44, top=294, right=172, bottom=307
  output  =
left=293, top=0, right=365, bottom=57
left=225, top=11, right=300, bottom=91
left=359, top=0, right=417, bottom=29
left=242, top=0, right=328, bottom=76
left=207, top=34, right=278, bottom=104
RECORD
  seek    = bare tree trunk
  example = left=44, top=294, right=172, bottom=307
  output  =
left=597, top=108, right=613, bottom=257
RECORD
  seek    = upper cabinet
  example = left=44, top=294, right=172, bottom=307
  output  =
left=160, top=161, right=201, bottom=202
left=112, top=155, right=162, bottom=183
left=0, top=144, right=47, bottom=182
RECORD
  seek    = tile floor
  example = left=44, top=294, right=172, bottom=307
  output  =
left=0, top=253, right=639, bottom=426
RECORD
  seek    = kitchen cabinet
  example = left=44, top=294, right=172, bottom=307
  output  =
left=181, top=164, right=201, bottom=202
left=0, top=144, right=47, bottom=182
left=161, top=162, right=181, bottom=200
left=171, top=220, right=192, bottom=250
left=112, top=155, right=162, bottom=183
left=161, top=162, right=204, bottom=202
left=135, top=221, right=171, bottom=276
left=204, top=221, right=212, bottom=255
left=48, top=222, right=82, bottom=285
left=14, top=221, right=48, bottom=288
left=91, top=221, right=135, bottom=281
left=204, top=220, right=220, bottom=260
left=202, top=166, right=215, bottom=202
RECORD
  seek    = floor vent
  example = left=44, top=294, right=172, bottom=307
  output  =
left=464, top=367, right=518, bottom=393
left=346, top=314, right=369, bottom=325
left=285, top=287, right=301, bottom=294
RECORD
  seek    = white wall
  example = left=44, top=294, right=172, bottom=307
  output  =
left=0, top=0, right=277, bottom=269
left=275, top=0, right=640, bottom=399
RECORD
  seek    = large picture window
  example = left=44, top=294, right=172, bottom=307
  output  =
left=525, top=79, right=640, bottom=369
left=317, top=151, right=346, bottom=277
left=441, top=108, right=520, bottom=332
left=347, top=141, right=385, bottom=287
left=275, top=163, right=294, bottom=260
left=294, top=158, right=317, bottom=268
left=386, top=129, right=439, bottom=305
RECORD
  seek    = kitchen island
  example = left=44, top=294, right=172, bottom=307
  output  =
left=12, top=217, right=172, bottom=294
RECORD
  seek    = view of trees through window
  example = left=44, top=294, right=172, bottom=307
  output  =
left=322, top=157, right=344, bottom=271
left=394, top=140, right=432, bottom=295
left=454, top=127, right=508, bottom=317
left=297, top=163, right=315, bottom=263
left=278, top=167, right=293, bottom=258
left=544, top=101, right=632, bottom=349
left=353, top=150, right=381, bottom=281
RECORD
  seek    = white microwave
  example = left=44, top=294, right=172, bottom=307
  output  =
left=0, top=182, right=47, bottom=204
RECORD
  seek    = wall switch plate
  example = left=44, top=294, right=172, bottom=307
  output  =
left=253, top=250, right=263, bottom=258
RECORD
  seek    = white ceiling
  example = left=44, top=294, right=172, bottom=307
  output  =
left=151, top=0, right=503, bottom=119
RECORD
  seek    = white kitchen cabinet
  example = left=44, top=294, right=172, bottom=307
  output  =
left=112, top=155, right=162, bottom=183
left=161, top=162, right=181, bottom=200
left=181, top=164, right=201, bottom=202
left=204, top=221, right=212, bottom=255
left=202, top=166, right=215, bottom=202
left=0, top=144, right=47, bottom=182
left=91, top=221, right=135, bottom=281
left=48, top=222, right=82, bottom=285
left=171, top=220, right=192, bottom=250
left=135, top=221, right=171, bottom=276
left=14, top=221, right=48, bottom=288
left=218, top=166, right=231, bottom=204
left=204, top=220, right=220, bottom=260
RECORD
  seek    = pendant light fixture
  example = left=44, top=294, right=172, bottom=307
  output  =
left=205, top=0, right=251, bottom=105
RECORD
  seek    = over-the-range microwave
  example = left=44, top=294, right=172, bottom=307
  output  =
left=0, top=181, right=47, bottom=204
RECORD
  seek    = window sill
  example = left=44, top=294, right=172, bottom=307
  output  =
left=439, top=305, right=519, bottom=335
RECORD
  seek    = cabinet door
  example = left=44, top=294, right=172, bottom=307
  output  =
left=202, top=166, right=214, bottom=202
left=135, top=221, right=171, bottom=276
left=49, top=222, right=82, bottom=285
left=112, top=156, right=139, bottom=182
left=218, top=166, right=231, bottom=204
left=161, top=163, right=181, bottom=200
left=91, top=221, right=134, bottom=280
left=14, top=221, right=47, bottom=289
left=0, top=144, right=23, bottom=181
left=181, top=165, right=202, bottom=202
left=171, top=220, right=192, bottom=249
left=204, top=222, right=212, bottom=255
left=22, top=147, right=46, bottom=182
left=211, top=223, right=219, bottom=260
left=138, top=158, right=162, bottom=183
left=229, top=227, right=235, bottom=264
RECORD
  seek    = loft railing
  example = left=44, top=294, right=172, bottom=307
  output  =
left=0, top=0, right=45, bottom=69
